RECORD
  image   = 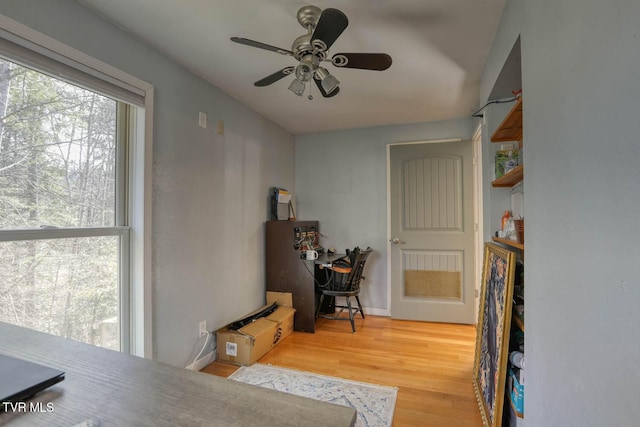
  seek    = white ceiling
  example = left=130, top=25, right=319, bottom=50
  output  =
left=75, top=0, right=506, bottom=135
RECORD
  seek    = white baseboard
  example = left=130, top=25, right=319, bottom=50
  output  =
left=363, top=307, right=390, bottom=317
left=185, top=351, right=214, bottom=371
left=333, top=296, right=389, bottom=317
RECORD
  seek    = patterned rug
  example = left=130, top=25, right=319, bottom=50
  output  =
left=228, top=364, right=397, bottom=427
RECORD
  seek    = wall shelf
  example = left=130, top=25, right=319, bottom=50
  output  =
left=491, top=97, right=523, bottom=143
left=491, top=164, right=523, bottom=187
left=492, top=236, right=524, bottom=251
left=483, top=96, right=525, bottom=426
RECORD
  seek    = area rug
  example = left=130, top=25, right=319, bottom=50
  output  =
left=228, top=363, right=397, bottom=427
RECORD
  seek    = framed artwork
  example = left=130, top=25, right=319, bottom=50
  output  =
left=473, top=243, right=517, bottom=427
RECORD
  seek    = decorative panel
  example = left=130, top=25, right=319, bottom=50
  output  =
left=402, top=250, right=463, bottom=300
left=403, top=155, right=462, bottom=230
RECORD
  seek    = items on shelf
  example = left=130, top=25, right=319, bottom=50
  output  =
left=503, top=218, right=517, bottom=241
left=509, top=351, right=525, bottom=369
left=514, top=219, right=524, bottom=244
left=293, top=225, right=320, bottom=254
left=508, top=362, right=525, bottom=419
left=507, top=328, right=525, bottom=424
left=497, top=210, right=524, bottom=243
left=501, top=210, right=512, bottom=231
left=495, top=146, right=520, bottom=179
left=270, top=187, right=295, bottom=220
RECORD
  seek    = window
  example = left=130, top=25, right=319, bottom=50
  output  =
left=0, top=17, right=152, bottom=356
left=0, top=59, right=128, bottom=350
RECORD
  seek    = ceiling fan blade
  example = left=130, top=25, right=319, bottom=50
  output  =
left=310, top=8, right=348, bottom=50
left=230, top=37, right=293, bottom=56
left=254, top=67, right=295, bottom=87
left=313, top=77, right=340, bottom=98
left=332, top=53, right=392, bottom=71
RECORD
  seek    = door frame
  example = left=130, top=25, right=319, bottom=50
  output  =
left=385, top=136, right=484, bottom=318
left=471, top=125, right=484, bottom=323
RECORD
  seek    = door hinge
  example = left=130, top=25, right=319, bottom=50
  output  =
left=474, top=222, right=479, bottom=232
left=472, top=157, right=478, bottom=166
left=475, top=289, right=479, bottom=298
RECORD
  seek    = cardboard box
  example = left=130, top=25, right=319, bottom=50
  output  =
left=266, top=291, right=296, bottom=343
left=217, top=317, right=278, bottom=366
left=266, top=305, right=295, bottom=343
left=216, top=292, right=295, bottom=366
left=266, top=291, right=293, bottom=307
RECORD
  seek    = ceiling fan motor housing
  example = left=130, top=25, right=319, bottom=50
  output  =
left=292, top=34, right=327, bottom=60
left=296, top=5, right=322, bottom=29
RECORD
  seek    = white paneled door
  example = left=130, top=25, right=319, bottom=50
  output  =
left=389, top=141, right=475, bottom=323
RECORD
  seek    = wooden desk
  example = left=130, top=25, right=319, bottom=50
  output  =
left=315, top=252, right=348, bottom=266
left=266, top=220, right=324, bottom=332
left=0, top=322, right=356, bottom=426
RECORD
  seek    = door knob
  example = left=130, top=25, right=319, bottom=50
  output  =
left=390, top=237, right=400, bottom=244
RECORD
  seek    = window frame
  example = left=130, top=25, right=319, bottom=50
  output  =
left=0, top=14, right=153, bottom=358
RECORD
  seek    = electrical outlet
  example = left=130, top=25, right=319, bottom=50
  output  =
left=199, top=320, right=207, bottom=337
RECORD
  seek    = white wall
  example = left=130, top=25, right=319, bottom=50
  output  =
left=0, top=0, right=295, bottom=367
left=295, top=119, right=473, bottom=313
left=523, top=1, right=640, bottom=424
left=482, top=0, right=640, bottom=424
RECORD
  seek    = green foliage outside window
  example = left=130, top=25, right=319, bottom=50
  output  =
left=0, top=59, right=120, bottom=350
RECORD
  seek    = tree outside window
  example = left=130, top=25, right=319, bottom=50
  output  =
left=0, top=59, right=125, bottom=351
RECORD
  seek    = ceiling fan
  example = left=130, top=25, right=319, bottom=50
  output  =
left=231, top=5, right=392, bottom=99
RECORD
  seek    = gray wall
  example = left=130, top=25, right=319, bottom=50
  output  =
left=482, top=0, right=640, bottom=424
left=295, top=119, right=473, bottom=313
left=0, top=0, right=295, bottom=367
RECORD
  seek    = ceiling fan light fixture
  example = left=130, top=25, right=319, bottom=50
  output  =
left=321, top=73, right=340, bottom=94
left=295, top=63, right=313, bottom=82
left=295, top=54, right=319, bottom=82
left=288, top=78, right=306, bottom=96
left=316, top=67, right=340, bottom=94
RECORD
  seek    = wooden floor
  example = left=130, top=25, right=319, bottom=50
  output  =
left=203, top=315, right=483, bottom=427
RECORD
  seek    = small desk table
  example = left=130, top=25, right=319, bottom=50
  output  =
left=0, top=322, right=356, bottom=426
left=314, top=252, right=348, bottom=267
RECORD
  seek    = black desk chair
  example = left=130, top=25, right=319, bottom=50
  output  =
left=315, top=247, right=372, bottom=332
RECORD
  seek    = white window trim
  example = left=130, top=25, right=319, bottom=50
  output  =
left=0, top=14, right=154, bottom=359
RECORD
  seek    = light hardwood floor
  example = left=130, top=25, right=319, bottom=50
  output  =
left=203, top=315, right=483, bottom=426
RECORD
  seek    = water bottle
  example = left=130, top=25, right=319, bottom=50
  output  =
left=501, top=210, right=512, bottom=231
left=509, top=351, right=525, bottom=369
